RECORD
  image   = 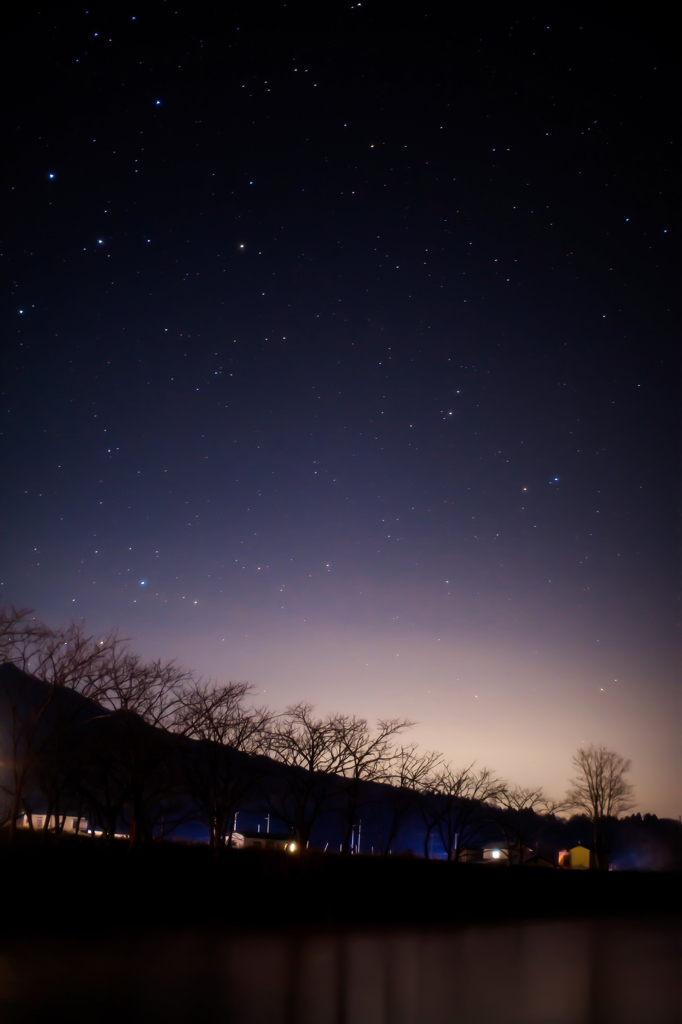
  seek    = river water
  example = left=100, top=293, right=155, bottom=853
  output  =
left=1, top=917, right=679, bottom=1022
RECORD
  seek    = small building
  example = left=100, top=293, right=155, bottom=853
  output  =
left=18, top=813, right=88, bottom=834
left=522, top=851, right=555, bottom=868
left=482, top=843, right=553, bottom=866
left=558, top=843, right=593, bottom=870
left=457, top=847, right=484, bottom=863
left=483, top=845, right=508, bottom=862
left=229, top=830, right=298, bottom=853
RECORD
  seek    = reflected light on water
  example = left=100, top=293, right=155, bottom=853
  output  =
left=1, top=918, right=678, bottom=1023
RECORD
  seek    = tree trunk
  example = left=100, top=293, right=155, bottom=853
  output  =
left=8, top=786, right=23, bottom=843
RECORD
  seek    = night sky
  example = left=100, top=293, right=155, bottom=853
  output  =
left=2, top=5, right=678, bottom=815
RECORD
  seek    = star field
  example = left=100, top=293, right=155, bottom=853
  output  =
left=1, top=4, right=678, bottom=814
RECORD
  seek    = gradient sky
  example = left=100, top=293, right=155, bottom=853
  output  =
left=2, top=5, right=678, bottom=815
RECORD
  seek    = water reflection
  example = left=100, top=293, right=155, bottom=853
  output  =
left=1, top=918, right=679, bottom=1023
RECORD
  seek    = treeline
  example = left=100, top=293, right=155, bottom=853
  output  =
left=0, top=606, right=631, bottom=864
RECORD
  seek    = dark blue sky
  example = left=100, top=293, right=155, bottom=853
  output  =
left=2, top=4, right=678, bottom=813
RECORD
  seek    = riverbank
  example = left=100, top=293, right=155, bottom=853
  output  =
left=2, top=834, right=678, bottom=939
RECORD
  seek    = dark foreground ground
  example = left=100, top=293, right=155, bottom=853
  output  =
left=1, top=838, right=680, bottom=1022
left=2, top=834, right=679, bottom=935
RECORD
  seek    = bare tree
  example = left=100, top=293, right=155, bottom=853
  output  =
left=174, top=679, right=272, bottom=855
left=334, top=716, right=414, bottom=854
left=28, top=623, right=121, bottom=836
left=265, top=702, right=345, bottom=849
left=566, top=745, right=635, bottom=869
left=0, top=609, right=119, bottom=841
left=0, top=623, right=49, bottom=839
left=419, top=763, right=505, bottom=860
left=492, top=786, right=566, bottom=865
left=377, top=744, right=443, bottom=856
left=82, top=649, right=193, bottom=845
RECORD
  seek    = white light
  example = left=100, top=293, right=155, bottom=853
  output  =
left=492, top=849, right=501, bottom=859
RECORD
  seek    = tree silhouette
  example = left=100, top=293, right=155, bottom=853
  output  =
left=334, top=716, right=414, bottom=855
left=419, top=764, right=505, bottom=860
left=492, top=786, right=566, bottom=865
left=84, top=649, right=193, bottom=845
left=0, top=608, right=119, bottom=840
left=175, top=679, right=272, bottom=855
left=566, top=745, right=635, bottom=869
left=378, top=744, right=442, bottom=856
left=265, top=702, right=345, bottom=849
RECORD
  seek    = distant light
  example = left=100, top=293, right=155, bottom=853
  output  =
left=47, top=172, right=56, bottom=180
left=97, top=238, right=105, bottom=245
left=155, top=99, right=162, bottom=106
left=140, top=580, right=146, bottom=586
left=491, top=849, right=501, bottom=859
